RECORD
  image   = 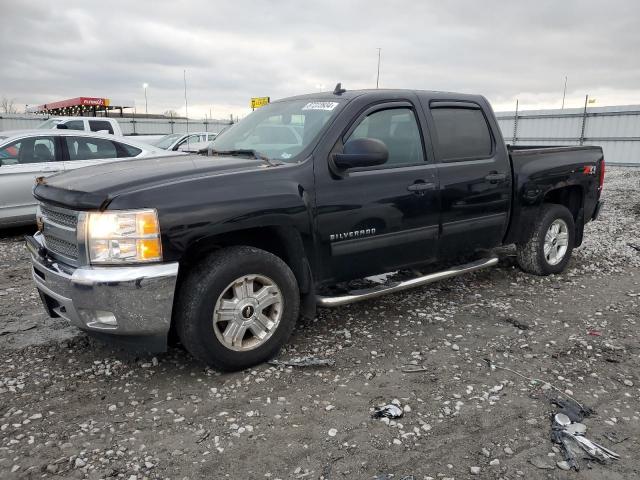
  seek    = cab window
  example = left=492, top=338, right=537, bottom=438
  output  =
left=62, top=120, right=85, bottom=131
left=346, top=108, right=424, bottom=166
left=89, top=120, right=115, bottom=134
left=430, top=107, right=492, bottom=161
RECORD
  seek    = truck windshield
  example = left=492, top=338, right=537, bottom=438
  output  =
left=211, top=99, right=343, bottom=162
left=37, top=119, right=63, bottom=129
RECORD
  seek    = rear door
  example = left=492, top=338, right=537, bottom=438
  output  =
left=426, top=100, right=511, bottom=257
left=315, top=99, right=440, bottom=281
left=0, top=135, right=64, bottom=224
left=61, top=135, right=142, bottom=170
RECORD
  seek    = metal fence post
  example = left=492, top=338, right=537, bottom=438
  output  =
left=512, top=99, right=519, bottom=145
left=579, top=94, right=588, bottom=145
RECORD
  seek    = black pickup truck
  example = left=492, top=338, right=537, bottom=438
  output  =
left=27, top=86, right=605, bottom=370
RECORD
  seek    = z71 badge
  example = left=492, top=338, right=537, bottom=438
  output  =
left=330, top=228, right=376, bottom=241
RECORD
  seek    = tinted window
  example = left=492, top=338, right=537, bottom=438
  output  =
left=431, top=107, right=492, bottom=160
left=347, top=108, right=424, bottom=166
left=0, top=136, right=56, bottom=165
left=89, top=120, right=114, bottom=134
left=65, top=137, right=118, bottom=160
left=63, top=120, right=85, bottom=131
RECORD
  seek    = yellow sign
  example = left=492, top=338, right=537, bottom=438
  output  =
left=250, top=97, right=270, bottom=109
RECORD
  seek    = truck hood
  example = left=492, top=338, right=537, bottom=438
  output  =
left=33, top=154, right=272, bottom=210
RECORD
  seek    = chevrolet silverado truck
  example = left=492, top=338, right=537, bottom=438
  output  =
left=26, top=86, right=605, bottom=371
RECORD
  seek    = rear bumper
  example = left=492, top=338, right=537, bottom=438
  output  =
left=27, top=233, right=178, bottom=351
left=592, top=200, right=604, bottom=221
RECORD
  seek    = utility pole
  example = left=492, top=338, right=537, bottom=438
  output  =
left=376, top=48, right=381, bottom=89
left=143, top=83, right=149, bottom=115
left=561, top=76, right=567, bottom=110
left=512, top=99, right=519, bottom=145
left=579, top=94, right=589, bottom=145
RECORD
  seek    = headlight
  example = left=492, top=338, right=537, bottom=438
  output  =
left=87, top=209, right=162, bottom=264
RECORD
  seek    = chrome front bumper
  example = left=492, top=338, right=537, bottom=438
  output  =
left=27, top=232, right=178, bottom=349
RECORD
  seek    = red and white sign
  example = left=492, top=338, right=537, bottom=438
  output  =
left=37, top=97, right=111, bottom=111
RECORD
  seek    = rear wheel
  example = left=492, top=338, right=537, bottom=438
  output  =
left=175, top=246, right=299, bottom=371
left=516, top=204, right=575, bottom=275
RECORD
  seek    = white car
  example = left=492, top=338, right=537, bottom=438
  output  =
left=153, top=132, right=218, bottom=152
left=0, top=130, right=180, bottom=227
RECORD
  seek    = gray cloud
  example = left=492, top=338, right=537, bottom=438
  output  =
left=1, top=0, right=638, bottom=118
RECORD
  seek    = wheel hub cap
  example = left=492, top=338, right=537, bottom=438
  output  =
left=213, top=274, right=283, bottom=351
left=543, top=219, right=569, bottom=266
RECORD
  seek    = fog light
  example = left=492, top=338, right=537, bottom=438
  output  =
left=78, top=309, right=118, bottom=329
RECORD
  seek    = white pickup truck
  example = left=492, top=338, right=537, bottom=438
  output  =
left=37, top=117, right=163, bottom=144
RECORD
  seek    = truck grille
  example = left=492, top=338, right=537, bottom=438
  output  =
left=40, top=205, right=77, bottom=229
left=40, top=203, right=81, bottom=265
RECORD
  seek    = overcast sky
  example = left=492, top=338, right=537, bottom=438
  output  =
left=2, top=0, right=638, bottom=119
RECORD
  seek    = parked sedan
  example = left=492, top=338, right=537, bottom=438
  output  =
left=0, top=130, right=178, bottom=227
left=153, top=132, right=217, bottom=152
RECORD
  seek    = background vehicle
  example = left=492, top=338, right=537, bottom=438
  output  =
left=36, top=117, right=163, bottom=144
left=28, top=88, right=605, bottom=371
left=0, top=130, right=176, bottom=226
left=153, top=132, right=218, bottom=152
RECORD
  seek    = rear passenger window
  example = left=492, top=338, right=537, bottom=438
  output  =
left=347, top=108, right=424, bottom=166
left=89, top=120, right=114, bottom=134
left=430, top=107, right=492, bottom=160
left=65, top=137, right=118, bottom=160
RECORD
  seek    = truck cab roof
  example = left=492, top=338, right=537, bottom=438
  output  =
left=279, top=88, right=487, bottom=104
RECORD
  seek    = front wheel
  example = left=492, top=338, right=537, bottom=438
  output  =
left=175, top=246, right=299, bottom=371
left=516, top=204, right=575, bottom=275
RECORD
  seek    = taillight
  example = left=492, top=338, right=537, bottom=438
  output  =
left=598, top=159, right=606, bottom=192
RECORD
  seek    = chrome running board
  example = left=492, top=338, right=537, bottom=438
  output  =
left=316, top=256, right=498, bottom=307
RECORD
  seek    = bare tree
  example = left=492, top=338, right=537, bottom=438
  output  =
left=0, top=97, right=18, bottom=114
left=163, top=109, right=179, bottom=117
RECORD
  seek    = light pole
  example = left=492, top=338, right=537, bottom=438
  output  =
left=376, top=48, right=381, bottom=88
left=142, top=83, right=149, bottom=115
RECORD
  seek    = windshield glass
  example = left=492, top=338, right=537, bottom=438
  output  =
left=37, top=119, right=63, bottom=129
left=211, top=99, right=343, bottom=162
left=153, top=133, right=183, bottom=149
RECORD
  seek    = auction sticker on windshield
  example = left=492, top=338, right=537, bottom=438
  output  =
left=302, top=102, right=339, bottom=111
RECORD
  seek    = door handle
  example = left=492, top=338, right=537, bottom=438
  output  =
left=485, top=173, right=506, bottom=183
left=407, top=182, right=436, bottom=192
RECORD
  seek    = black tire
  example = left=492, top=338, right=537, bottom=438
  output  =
left=175, top=246, right=299, bottom=371
left=516, top=204, right=575, bottom=276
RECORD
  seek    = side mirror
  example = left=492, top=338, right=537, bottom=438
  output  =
left=333, top=138, right=388, bottom=169
left=56, top=123, right=68, bottom=129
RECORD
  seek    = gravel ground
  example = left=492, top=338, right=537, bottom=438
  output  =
left=0, top=167, right=639, bottom=480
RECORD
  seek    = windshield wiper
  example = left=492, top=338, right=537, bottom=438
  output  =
left=209, top=149, right=283, bottom=167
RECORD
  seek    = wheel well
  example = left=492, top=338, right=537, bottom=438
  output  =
left=543, top=185, right=583, bottom=220
left=178, top=226, right=312, bottom=294
left=543, top=185, right=585, bottom=246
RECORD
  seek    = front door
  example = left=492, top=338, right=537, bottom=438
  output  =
left=0, top=135, right=63, bottom=225
left=315, top=101, right=440, bottom=282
